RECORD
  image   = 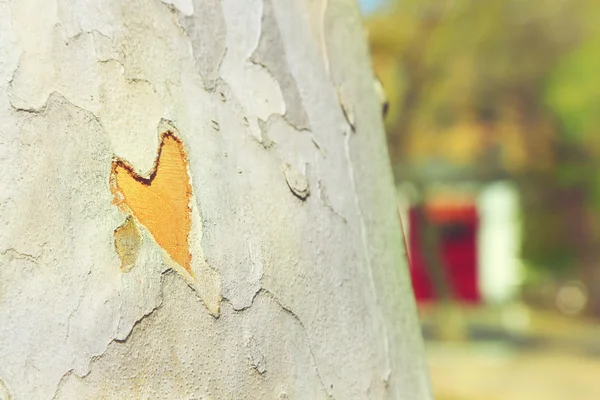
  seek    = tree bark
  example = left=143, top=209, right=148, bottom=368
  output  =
left=0, top=0, right=431, bottom=398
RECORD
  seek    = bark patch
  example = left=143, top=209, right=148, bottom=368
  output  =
left=114, top=216, right=141, bottom=272
left=179, top=0, right=227, bottom=90
left=251, top=0, right=310, bottom=131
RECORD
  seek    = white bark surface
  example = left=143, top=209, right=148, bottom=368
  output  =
left=0, top=0, right=431, bottom=398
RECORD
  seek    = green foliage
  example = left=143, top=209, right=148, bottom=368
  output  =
left=545, top=33, right=600, bottom=143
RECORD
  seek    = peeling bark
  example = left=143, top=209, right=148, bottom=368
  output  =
left=0, top=0, right=431, bottom=399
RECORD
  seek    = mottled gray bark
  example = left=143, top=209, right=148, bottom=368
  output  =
left=0, top=0, right=431, bottom=398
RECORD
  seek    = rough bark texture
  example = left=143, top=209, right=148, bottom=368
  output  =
left=0, top=0, right=431, bottom=398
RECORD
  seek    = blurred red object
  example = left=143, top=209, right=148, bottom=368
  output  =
left=408, top=201, right=480, bottom=304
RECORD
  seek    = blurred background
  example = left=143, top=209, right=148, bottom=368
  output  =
left=359, top=0, right=600, bottom=399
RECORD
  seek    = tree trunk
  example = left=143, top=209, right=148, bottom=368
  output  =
left=0, top=0, right=431, bottom=398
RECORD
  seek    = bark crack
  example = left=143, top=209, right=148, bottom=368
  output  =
left=227, top=288, right=333, bottom=398
left=65, top=29, right=114, bottom=44
left=64, top=288, right=87, bottom=344
left=0, top=248, right=40, bottom=263
left=8, top=91, right=104, bottom=133
left=51, top=271, right=168, bottom=399
left=318, top=180, right=347, bottom=223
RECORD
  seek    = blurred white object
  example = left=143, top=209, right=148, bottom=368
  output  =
left=477, top=181, right=522, bottom=304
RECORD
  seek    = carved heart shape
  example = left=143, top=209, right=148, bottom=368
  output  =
left=110, top=131, right=193, bottom=275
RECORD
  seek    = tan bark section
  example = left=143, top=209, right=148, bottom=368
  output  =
left=113, top=216, right=141, bottom=272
